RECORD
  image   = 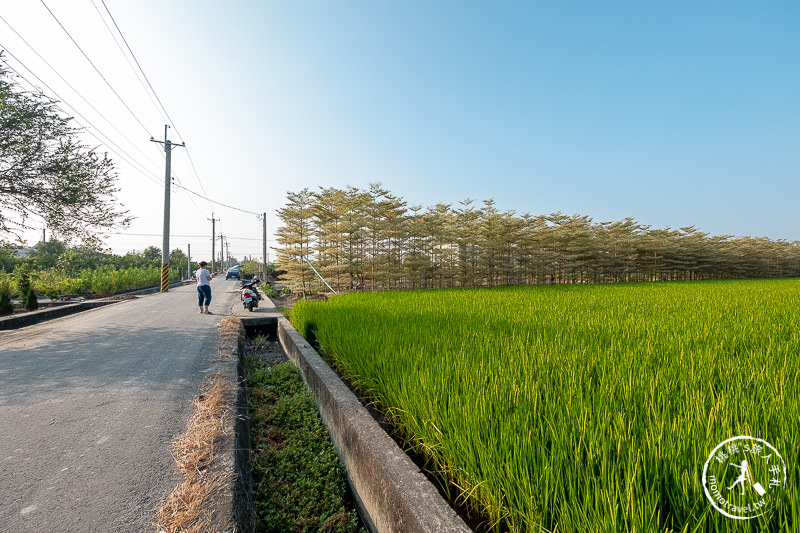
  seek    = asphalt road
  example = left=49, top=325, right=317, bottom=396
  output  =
left=0, top=278, right=240, bottom=532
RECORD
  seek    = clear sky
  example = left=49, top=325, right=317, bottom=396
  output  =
left=1, top=1, right=798, bottom=262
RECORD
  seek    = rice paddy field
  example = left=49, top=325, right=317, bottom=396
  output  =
left=290, top=279, right=800, bottom=532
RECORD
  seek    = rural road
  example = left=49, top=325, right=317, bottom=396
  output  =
left=0, top=278, right=241, bottom=532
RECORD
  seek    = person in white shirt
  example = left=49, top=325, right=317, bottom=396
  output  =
left=196, top=261, right=213, bottom=314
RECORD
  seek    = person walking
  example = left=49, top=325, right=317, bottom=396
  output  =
left=196, top=261, right=213, bottom=314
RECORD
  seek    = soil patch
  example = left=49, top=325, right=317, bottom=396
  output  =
left=245, top=334, right=288, bottom=366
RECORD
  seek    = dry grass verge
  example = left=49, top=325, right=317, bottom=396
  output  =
left=155, top=317, right=245, bottom=533
left=155, top=374, right=234, bottom=533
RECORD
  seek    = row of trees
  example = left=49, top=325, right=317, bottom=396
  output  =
left=1, top=241, right=195, bottom=277
left=275, top=184, right=800, bottom=293
left=0, top=241, right=197, bottom=306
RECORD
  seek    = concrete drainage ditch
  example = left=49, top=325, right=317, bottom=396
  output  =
left=216, top=312, right=471, bottom=533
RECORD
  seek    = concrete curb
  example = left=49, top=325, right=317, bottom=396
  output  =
left=0, top=281, right=192, bottom=331
left=277, top=318, right=471, bottom=533
left=0, top=300, right=116, bottom=330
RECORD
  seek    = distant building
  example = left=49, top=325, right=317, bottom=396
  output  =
left=13, top=248, right=33, bottom=258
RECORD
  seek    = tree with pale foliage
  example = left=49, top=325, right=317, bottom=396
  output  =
left=274, top=184, right=800, bottom=292
left=275, top=189, right=315, bottom=293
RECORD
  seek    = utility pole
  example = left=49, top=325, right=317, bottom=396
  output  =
left=219, top=234, right=225, bottom=269
left=187, top=243, right=191, bottom=280
left=208, top=213, right=218, bottom=273
left=262, top=212, right=267, bottom=280
left=150, top=125, right=185, bottom=292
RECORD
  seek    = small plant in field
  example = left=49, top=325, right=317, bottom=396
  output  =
left=15, top=264, right=31, bottom=298
left=250, top=334, right=269, bottom=351
left=15, top=264, right=38, bottom=311
left=263, top=285, right=280, bottom=299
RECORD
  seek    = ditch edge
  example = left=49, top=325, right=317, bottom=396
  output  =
left=208, top=317, right=256, bottom=532
left=277, top=317, right=471, bottom=533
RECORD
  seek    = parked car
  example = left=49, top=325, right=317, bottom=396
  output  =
left=225, top=268, right=241, bottom=280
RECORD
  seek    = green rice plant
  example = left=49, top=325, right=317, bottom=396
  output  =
left=291, top=280, right=800, bottom=532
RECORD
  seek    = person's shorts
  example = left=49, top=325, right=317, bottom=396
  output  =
left=197, top=285, right=212, bottom=306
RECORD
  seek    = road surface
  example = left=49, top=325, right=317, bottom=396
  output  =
left=0, top=278, right=240, bottom=532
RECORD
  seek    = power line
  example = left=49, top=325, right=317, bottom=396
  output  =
left=225, top=236, right=264, bottom=242
left=107, top=232, right=210, bottom=238
left=174, top=183, right=261, bottom=216
left=0, top=13, right=162, bottom=172
left=99, top=0, right=212, bottom=210
left=89, top=0, right=167, bottom=126
left=3, top=5, right=249, bottom=241
left=105, top=232, right=264, bottom=243
left=39, top=0, right=151, bottom=136
left=173, top=177, right=211, bottom=218
left=82, top=3, right=193, bottom=202
left=99, top=0, right=174, bottom=138
left=0, top=45, right=162, bottom=187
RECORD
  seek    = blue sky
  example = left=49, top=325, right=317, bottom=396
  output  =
left=1, top=1, right=798, bottom=259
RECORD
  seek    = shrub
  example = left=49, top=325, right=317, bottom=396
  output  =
left=24, top=285, right=38, bottom=311
left=0, top=277, right=13, bottom=315
left=15, top=263, right=32, bottom=299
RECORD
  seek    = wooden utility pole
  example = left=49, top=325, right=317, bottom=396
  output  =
left=208, top=214, right=219, bottom=273
left=262, top=212, right=267, bottom=280
left=150, top=125, right=184, bottom=292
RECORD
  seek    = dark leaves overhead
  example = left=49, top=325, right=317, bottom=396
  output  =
left=0, top=61, right=131, bottom=246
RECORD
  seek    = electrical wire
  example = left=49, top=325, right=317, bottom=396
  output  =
left=3, top=5, right=265, bottom=248
left=99, top=0, right=212, bottom=210
left=173, top=177, right=212, bottom=218
left=0, top=13, right=162, bottom=171
left=39, top=0, right=152, bottom=136
left=0, top=46, right=163, bottom=187
left=98, top=0, right=175, bottom=140
left=89, top=0, right=167, bottom=126
left=2, top=54, right=260, bottom=238
left=106, top=232, right=210, bottom=238
left=174, top=184, right=262, bottom=216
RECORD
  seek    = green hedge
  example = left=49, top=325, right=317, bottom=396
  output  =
left=0, top=265, right=182, bottom=300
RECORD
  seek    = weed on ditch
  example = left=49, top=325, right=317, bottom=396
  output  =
left=246, top=354, right=365, bottom=533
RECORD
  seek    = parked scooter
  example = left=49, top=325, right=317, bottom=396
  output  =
left=240, top=275, right=262, bottom=312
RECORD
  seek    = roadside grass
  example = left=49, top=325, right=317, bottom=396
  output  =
left=155, top=373, right=233, bottom=533
left=246, top=353, right=365, bottom=533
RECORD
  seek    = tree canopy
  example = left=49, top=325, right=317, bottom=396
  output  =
left=275, top=184, right=800, bottom=293
left=0, top=60, right=130, bottom=246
